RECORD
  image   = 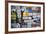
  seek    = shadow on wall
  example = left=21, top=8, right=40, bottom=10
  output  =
left=8, top=33, right=24, bottom=34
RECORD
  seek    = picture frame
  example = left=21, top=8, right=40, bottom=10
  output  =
left=5, top=1, right=45, bottom=34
